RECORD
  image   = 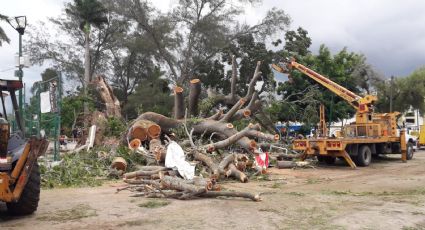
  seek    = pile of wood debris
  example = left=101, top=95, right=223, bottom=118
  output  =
left=109, top=57, right=301, bottom=201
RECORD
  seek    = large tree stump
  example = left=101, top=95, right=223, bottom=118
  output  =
left=174, top=86, right=185, bottom=119
left=94, top=75, right=122, bottom=118
left=189, top=79, right=201, bottom=117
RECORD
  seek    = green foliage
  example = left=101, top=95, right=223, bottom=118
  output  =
left=104, top=117, right=126, bottom=137
left=113, top=145, right=146, bottom=171
left=40, top=146, right=145, bottom=188
left=40, top=151, right=107, bottom=188
left=123, top=70, right=173, bottom=119
left=110, top=0, right=290, bottom=85
left=283, top=27, right=312, bottom=56
left=0, top=14, right=10, bottom=46
left=376, top=67, right=425, bottom=114
left=61, top=94, right=94, bottom=130
left=272, top=38, right=371, bottom=124
left=65, top=0, right=108, bottom=31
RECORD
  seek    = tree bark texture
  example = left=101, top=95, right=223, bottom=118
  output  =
left=189, top=79, right=201, bottom=117
left=94, top=75, right=122, bottom=118
left=174, top=86, right=185, bottom=119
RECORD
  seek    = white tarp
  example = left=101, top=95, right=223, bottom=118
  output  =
left=165, top=141, right=195, bottom=180
left=40, top=91, right=51, bottom=113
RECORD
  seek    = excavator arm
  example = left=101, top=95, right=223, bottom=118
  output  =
left=272, top=58, right=377, bottom=113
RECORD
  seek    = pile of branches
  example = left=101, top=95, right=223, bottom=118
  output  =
left=118, top=56, right=284, bottom=201
left=118, top=166, right=260, bottom=202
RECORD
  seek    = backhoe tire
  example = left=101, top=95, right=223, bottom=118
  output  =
left=7, top=162, right=40, bottom=215
left=356, top=145, right=372, bottom=167
left=406, top=142, right=414, bottom=160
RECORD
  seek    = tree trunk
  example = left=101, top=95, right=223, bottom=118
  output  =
left=189, top=79, right=201, bottom=117
left=84, top=30, right=90, bottom=129
left=192, top=151, right=220, bottom=178
left=160, top=175, right=206, bottom=194
left=174, top=86, right=185, bottom=119
left=199, top=191, right=261, bottom=202
left=94, top=75, right=122, bottom=118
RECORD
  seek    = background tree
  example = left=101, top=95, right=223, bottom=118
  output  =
left=375, top=67, right=425, bottom=114
left=270, top=27, right=379, bottom=130
left=110, top=0, right=291, bottom=86
left=0, top=13, right=10, bottom=46
left=123, top=68, right=173, bottom=119
left=64, top=0, right=108, bottom=125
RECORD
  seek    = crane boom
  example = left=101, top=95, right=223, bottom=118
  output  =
left=272, top=58, right=377, bottom=114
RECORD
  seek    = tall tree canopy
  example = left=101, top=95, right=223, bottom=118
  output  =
left=108, top=0, right=291, bottom=85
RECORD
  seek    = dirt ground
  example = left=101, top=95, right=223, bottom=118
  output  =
left=1, top=151, right=425, bottom=230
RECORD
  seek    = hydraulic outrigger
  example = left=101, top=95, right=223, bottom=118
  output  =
left=273, top=58, right=410, bottom=168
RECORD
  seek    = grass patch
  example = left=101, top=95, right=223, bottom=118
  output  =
left=285, top=192, right=306, bottom=196
left=323, top=189, right=425, bottom=197
left=258, top=208, right=280, bottom=214
left=37, top=204, right=97, bottom=222
left=138, top=200, right=171, bottom=208
left=252, top=174, right=270, bottom=181
left=271, top=182, right=283, bottom=189
left=125, top=220, right=145, bottom=226
left=306, top=178, right=321, bottom=184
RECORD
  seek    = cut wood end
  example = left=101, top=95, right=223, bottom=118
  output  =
left=190, top=78, right=200, bottom=84
left=174, top=86, right=184, bottom=94
left=243, top=110, right=251, bottom=118
left=147, top=124, right=161, bottom=139
left=239, top=98, right=247, bottom=106
left=111, top=157, right=127, bottom=171
left=129, top=138, right=142, bottom=150
left=206, top=181, right=213, bottom=191
left=212, top=184, right=221, bottom=191
left=236, top=161, right=247, bottom=171
left=207, top=145, right=215, bottom=153
left=249, top=140, right=257, bottom=149
left=254, top=194, right=262, bottom=202
left=226, top=123, right=234, bottom=129
left=241, top=175, right=248, bottom=183
left=132, top=127, right=148, bottom=141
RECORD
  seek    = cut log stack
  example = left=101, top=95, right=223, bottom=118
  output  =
left=130, top=119, right=161, bottom=142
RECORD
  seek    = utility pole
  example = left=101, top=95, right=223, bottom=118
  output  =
left=390, top=75, right=394, bottom=113
left=7, top=16, right=27, bottom=133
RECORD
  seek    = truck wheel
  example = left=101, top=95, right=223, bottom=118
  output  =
left=7, top=162, right=40, bottom=215
left=356, top=145, right=372, bottom=167
left=406, top=142, right=414, bottom=160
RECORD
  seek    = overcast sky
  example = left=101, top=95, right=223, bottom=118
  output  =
left=1, top=0, right=425, bottom=94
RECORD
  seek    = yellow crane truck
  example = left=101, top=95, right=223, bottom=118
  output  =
left=272, top=58, right=413, bottom=168
left=0, top=79, right=48, bottom=215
